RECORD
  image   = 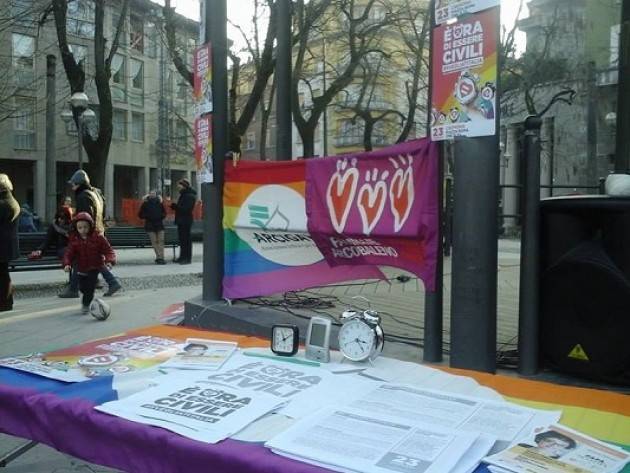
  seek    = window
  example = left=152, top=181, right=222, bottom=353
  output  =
left=112, top=54, right=125, bottom=85
left=245, top=132, right=256, bottom=150
left=130, top=59, right=143, bottom=89
left=12, top=0, right=35, bottom=26
left=111, top=53, right=126, bottom=102
left=111, top=7, right=126, bottom=47
left=176, top=81, right=188, bottom=100
left=69, top=44, right=88, bottom=68
left=145, top=22, right=157, bottom=58
left=113, top=109, right=126, bottom=140
left=67, top=0, right=95, bottom=38
left=12, top=33, right=34, bottom=87
left=13, top=97, right=35, bottom=149
left=130, top=14, right=144, bottom=53
left=131, top=112, right=144, bottom=142
left=336, top=118, right=363, bottom=147
left=176, top=119, right=188, bottom=150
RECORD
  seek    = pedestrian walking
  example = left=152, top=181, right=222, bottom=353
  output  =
left=138, top=190, right=167, bottom=264
left=29, top=205, right=79, bottom=296
left=63, top=212, right=116, bottom=315
left=170, top=178, right=197, bottom=265
left=0, top=174, right=20, bottom=312
left=66, top=169, right=122, bottom=297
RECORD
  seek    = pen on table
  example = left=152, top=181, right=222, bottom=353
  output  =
left=242, top=351, right=320, bottom=367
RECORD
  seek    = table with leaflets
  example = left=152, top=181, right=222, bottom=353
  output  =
left=0, top=325, right=629, bottom=473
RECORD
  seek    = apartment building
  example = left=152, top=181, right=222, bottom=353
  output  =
left=0, top=0, right=199, bottom=222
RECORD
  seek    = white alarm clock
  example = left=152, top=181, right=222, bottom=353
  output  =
left=338, top=308, right=384, bottom=363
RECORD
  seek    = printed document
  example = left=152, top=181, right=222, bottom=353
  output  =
left=160, top=338, right=237, bottom=371
left=483, top=424, right=630, bottom=473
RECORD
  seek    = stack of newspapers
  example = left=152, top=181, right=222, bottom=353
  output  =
left=265, top=383, right=562, bottom=473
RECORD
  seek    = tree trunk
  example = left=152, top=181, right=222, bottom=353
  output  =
left=363, top=119, right=374, bottom=151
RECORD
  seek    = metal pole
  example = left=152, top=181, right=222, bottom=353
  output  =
left=45, top=54, right=57, bottom=224
left=615, top=0, right=630, bottom=172
left=203, top=0, right=227, bottom=301
left=77, top=115, right=83, bottom=169
left=518, top=115, right=542, bottom=375
left=322, top=40, right=328, bottom=157
left=276, top=0, right=292, bottom=160
left=423, top=0, right=443, bottom=363
left=586, top=61, right=598, bottom=184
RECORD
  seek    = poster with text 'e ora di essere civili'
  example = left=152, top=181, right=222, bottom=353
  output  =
left=430, top=7, right=499, bottom=141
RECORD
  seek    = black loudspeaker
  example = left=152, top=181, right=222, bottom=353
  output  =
left=540, top=196, right=630, bottom=385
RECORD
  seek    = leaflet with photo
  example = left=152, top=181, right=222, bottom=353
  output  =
left=96, top=377, right=286, bottom=444
left=483, top=424, right=630, bottom=473
left=266, top=406, right=483, bottom=473
left=160, top=338, right=237, bottom=371
left=0, top=354, right=88, bottom=382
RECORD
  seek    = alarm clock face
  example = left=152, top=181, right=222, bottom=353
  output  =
left=271, top=324, right=299, bottom=356
left=338, top=318, right=376, bottom=362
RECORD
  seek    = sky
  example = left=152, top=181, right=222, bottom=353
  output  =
left=169, top=0, right=528, bottom=53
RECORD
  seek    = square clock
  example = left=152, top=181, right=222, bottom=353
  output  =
left=270, top=324, right=299, bottom=356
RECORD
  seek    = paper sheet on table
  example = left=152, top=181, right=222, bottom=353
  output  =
left=483, top=424, right=630, bottom=473
left=160, top=338, right=237, bottom=371
left=266, top=406, right=484, bottom=473
left=96, top=377, right=285, bottom=443
left=343, top=384, right=560, bottom=453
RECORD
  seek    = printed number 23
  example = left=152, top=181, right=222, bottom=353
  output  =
left=392, top=455, right=420, bottom=468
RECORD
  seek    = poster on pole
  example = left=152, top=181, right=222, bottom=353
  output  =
left=435, top=0, right=500, bottom=24
left=193, top=43, right=213, bottom=118
left=430, top=7, right=499, bottom=141
left=194, top=115, right=213, bottom=183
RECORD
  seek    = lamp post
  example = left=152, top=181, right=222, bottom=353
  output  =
left=61, top=92, right=95, bottom=169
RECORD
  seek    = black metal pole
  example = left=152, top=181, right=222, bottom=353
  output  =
left=276, top=0, right=292, bottom=161
left=45, top=54, right=57, bottom=224
left=203, top=0, right=227, bottom=301
left=449, top=6, right=501, bottom=374
left=518, top=115, right=542, bottom=375
left=615, top=0, right=630, bottom=172
left=422, top=0, right=443, bottom=363
left=450, top=136, right=499, bottom=373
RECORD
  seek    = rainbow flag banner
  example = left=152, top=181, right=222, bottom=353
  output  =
left=223, top=160, right=384, bottom=299
left=223, top=139, right=439, bottom=299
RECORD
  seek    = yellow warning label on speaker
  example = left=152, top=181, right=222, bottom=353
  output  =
left=568, top=344, right=589, bottom=361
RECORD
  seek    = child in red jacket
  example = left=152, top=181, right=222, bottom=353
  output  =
left=63, top=212, right=116, bottom=314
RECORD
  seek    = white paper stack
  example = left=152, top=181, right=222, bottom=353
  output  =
left=96, top=376, right=286, bottom=443
left=266, top=406, right=489, bottom=473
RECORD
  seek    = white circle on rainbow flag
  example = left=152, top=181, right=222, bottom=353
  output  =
left=234, top=184, right=323, bottom=266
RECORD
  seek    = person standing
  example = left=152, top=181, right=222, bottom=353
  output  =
left=0, top=174, right=20, bottom=312
left=138, top=190, right=167, bottom=264
left=170, top=178, right=197, bottom=265
left=65, top=169, right=122, bottom=297
left=63, top=212, right=116, bottom=314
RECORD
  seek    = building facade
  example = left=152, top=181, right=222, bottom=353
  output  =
left=0, top=0, right=199, bottom=223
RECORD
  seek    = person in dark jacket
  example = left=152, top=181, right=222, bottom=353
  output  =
left=0, top=174, right=20, bottom=312
left=18, top=203, right=38, bottom=232
left=65, top=169, right=122, bottom=297
left=170, top=179, right=197, bottom=265
left=29, top=206, right=79, bottom=295
left=63, top=212, right=116, bottom=314
left=138, top=190, right=167, bottom=264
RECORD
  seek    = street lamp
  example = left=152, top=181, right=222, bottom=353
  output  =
left=61, top=92, right=95, bottom=169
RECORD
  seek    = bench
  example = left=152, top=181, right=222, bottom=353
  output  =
left=104, top=225, right=179, bottom=260
left=9, top=232, right=63, bottom=272
left=9, top=226, right=180, bottom=272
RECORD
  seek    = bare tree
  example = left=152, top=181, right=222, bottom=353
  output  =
left=500, top=2, right=575, bottom=117
left=51, top=0, right=129, bottom=188
left=292, top=0, right=396, bottom=157
left=163, top=0, right=278, bottom=154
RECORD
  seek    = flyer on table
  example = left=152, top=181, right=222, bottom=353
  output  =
left=483, top=424, right=630, bottom=473
left=430, top=7, right=499, bottom=141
